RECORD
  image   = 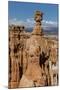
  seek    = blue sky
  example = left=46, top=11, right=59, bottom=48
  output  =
left=8, top=1, right=58, bottom=29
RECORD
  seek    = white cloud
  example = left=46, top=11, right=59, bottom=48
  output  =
left=42, top=20, right=58, bottom=30
left=9, top=18, right=25, bottom=26
left=42, top=20, right=58, bottom=27
left=9, top=18, right=58, bottom=30
left=9, top=18, right=35, bottom=28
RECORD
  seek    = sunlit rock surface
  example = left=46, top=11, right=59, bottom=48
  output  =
left=8, top=11, right=58, bottom=89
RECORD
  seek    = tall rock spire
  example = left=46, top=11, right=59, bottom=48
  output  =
left=32, top=11, right=43, bottom=35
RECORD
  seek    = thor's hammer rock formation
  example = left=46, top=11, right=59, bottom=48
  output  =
left=9, top=11, right=58, bottom=88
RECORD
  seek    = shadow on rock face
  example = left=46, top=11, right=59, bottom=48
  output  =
left=39, top=51, right=49, bottom=69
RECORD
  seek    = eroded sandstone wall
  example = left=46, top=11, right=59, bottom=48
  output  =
left=9, top=11, right=58, bottom=88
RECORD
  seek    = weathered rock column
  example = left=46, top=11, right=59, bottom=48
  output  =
left=19, top=11, right=47, bottom=87
left=9, top=26, right=26, bottom=88
left=32, top=11, right=43, bottom=35
left=9, top=26, right=20, bottom=88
